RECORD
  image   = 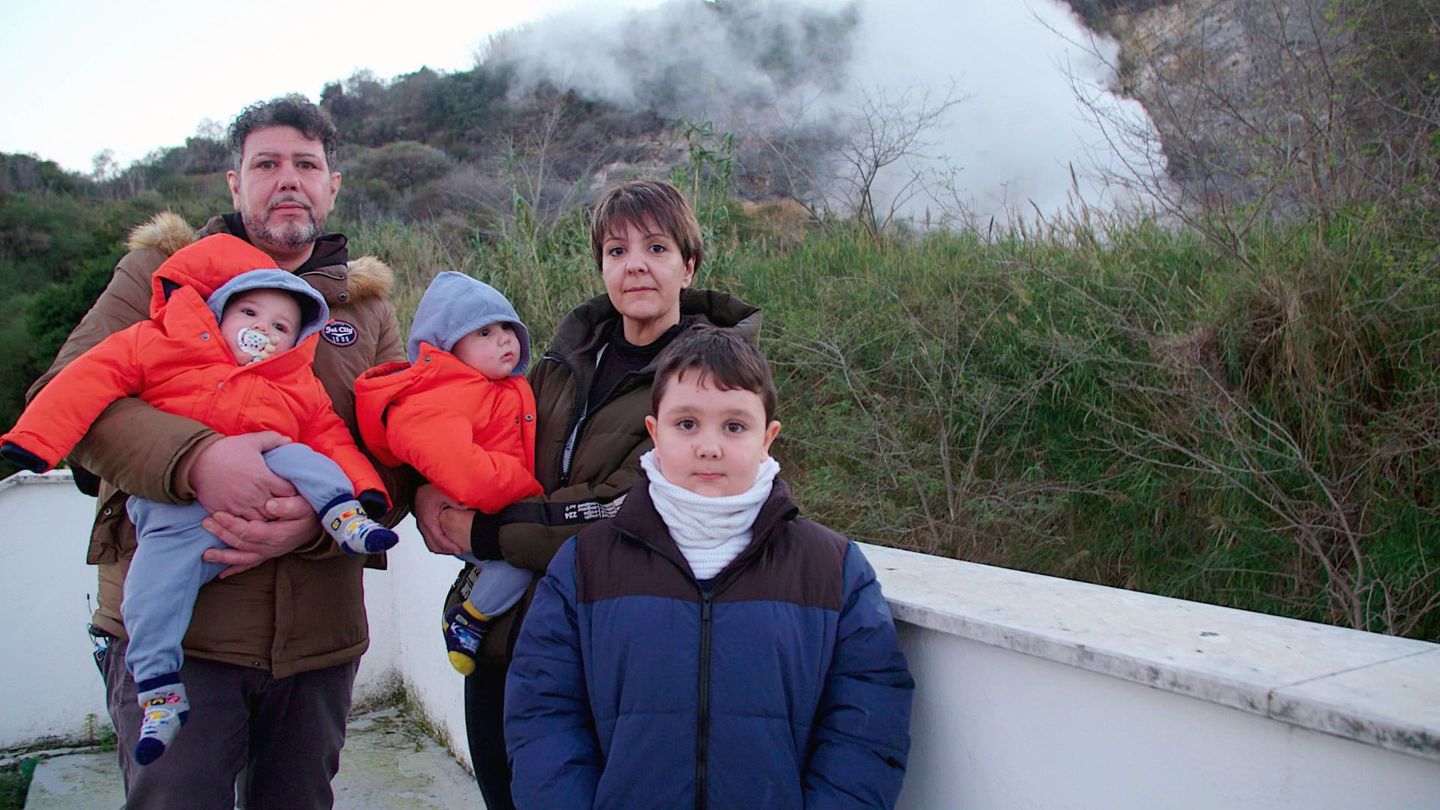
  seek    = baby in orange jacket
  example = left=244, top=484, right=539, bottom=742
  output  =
left=2, top=234, right=395, bottom=766
left=356, top=271, right=542, bottom=674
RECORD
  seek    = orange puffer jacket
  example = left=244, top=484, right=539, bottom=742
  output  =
left=356, top=342, right=541, bottom=514
left=4, top=236, right=384, bottom=497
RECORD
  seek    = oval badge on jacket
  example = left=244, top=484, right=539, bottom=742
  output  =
left=323, top=320, right=357, bottom=346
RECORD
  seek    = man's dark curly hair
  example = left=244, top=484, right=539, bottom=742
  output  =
left=227, top=94, right=340, bottom=171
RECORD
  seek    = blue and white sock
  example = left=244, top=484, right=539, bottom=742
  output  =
left=320, top=498, right=399, bottom=554
left=134, top=674, right=189, bottom=766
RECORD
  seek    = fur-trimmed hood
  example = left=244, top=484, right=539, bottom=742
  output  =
left=126, top=212, right=393, bottom=303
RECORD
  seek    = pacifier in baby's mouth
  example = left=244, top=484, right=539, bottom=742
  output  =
left=236, top=327, right=274, bottom=363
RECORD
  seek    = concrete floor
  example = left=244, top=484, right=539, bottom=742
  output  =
left=22, top=707, right=480, bottom=809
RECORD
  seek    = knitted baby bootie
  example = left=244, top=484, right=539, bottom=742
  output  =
left=134, top=675, right=189, bottom=766
left=443, top=601, right=491, bottom=676
left=321, top=499, right=398, bottom=554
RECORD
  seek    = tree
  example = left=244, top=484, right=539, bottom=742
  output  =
left=834, top=84, right=965, bottom=235
left=757, top=83, right=965, bottom=236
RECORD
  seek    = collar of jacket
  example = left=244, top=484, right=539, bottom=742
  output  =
left=612, top=476, right=801, bottom=581
left=410, top=341, right=526, bottom=389
left=123, top=211, right=393, bottom=309
left=547, top=288, right=763, bottom=367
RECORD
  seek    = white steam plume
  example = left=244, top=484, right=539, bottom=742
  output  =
left=490, top=0, right=1163, bottom=224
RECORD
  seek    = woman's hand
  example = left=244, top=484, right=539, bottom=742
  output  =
left=415, top=483, right=473, bottom=556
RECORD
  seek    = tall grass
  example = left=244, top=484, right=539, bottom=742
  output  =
left=345, top=204, right=1439, bottom=640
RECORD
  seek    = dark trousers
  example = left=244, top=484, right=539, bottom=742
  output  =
left=465, top=661, right=516, bottom=810
left=100, top=635, right=357, bottom=809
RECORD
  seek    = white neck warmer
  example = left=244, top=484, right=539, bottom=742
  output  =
left=639, top=450, right=780, bottom=580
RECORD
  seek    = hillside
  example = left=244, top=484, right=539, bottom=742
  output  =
left=2, top=0, right=1437, bottom=640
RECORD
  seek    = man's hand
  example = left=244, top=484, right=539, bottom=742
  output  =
left=415, top=483, right=471, bottom=556
left=190, top=432, right=297, bottom=520
left=201, top=495, right=319, bottom=578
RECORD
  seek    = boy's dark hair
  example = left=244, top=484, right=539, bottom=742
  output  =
left=652, top=326, right=776, bottom=422
left=590, top=180, right=704, bottom=274
left=228, top=94, right=340, bottom=171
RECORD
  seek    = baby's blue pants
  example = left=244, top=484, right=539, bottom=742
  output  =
left=122, top=443, right=354, bottom=682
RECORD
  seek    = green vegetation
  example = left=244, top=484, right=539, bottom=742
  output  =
left=3, top=0, right=1435, bottom=639
left=350, top=189, right=1436, bottom=640
left=2, top=148, right=1437, bottom=639
left=0, top=759, right=36, bottom=810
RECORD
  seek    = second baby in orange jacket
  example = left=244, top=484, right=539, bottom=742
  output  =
left=356, top=271, right=543, bottom=675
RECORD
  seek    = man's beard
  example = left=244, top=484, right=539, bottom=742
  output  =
left=243, top=204, right=322, bottom=251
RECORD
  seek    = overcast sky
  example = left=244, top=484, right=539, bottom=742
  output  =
left=0, top=0, right=1159, bottom=218
left=0, top=0, right=664, bottom=173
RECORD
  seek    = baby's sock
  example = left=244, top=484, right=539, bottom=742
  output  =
left=134, top=674, right=189, bottom=766
left=321, top=499, right=399, bottom=554
left=443, top=601, right=492, bottom=676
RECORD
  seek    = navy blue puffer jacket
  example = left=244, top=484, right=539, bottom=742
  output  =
left=505, top=479, right=914, bottom=809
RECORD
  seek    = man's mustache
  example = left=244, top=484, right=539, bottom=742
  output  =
left=267, top=196, right=313, bottom=214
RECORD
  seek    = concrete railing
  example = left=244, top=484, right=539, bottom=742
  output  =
left=4, top=470, right=1438, bottom=807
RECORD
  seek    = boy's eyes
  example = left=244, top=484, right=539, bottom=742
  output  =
left=273, top=323, right=290, bottom=333
left=671, top=418, right=748, bottom=433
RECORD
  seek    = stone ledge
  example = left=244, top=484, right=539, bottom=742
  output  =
left=859, top=542, right=1440, bottom=763
left=0, top=469, right=74, bottom=495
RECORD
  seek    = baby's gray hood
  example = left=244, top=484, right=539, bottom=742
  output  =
left=206, top=269, right=331, bottom=345
left=408, top=271, right=531, bottom=372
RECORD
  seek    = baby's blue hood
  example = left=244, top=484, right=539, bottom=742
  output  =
left=206, top=269, right=331, bottom=345
left=408, top=271, right=531, bottom=373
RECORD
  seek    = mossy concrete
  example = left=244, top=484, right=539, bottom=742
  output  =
left=22, top=707, right=480, bottom=809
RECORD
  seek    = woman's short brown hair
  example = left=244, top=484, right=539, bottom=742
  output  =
left=590, top=180, right=704, bottom=274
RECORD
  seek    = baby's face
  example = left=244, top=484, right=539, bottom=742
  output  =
left=452, top=322, right=521, bottom=380
left=218, top=289, right=301, bottom=364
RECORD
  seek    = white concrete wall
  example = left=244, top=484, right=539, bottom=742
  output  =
left=865, top=544, right=1440, bottom=809
left=357, top=521, right=472, bottom=766
left=0, top=472, right=111, bottom=748
left=6, top=470, right=1440, bottom=809
left=0, top=472, right=470, bottom=761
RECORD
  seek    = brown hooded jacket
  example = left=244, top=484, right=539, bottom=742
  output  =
left=29, top=212, right=407, bottom=676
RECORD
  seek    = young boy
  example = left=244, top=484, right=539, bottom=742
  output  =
left=1, top=234, right=396, bottom=766
left=504, top=326, right=914, bottom=809
left=355, top=271, right=543, bottom=675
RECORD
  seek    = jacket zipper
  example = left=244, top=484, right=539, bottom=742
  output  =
left=558, top=347, right=646, bottom=487
left=696, top=589, right=712, bottom=810
left=620, top=529, right=755, bottom=810
left=546, top=352, right=582, bottom=487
